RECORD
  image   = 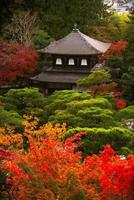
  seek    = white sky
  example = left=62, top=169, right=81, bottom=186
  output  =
left=104, top=0, right=134, bottom=12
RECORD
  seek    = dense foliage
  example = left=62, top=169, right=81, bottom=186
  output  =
left=0, top=88, right=132, bottom=130
left=0, top=0, right=109, bottom=39
left=0, top=43, right=38, bottom=85
left=1, top=87, right=45, bottom=115
left=0, top=88, right=133, bottom=157
left=0, top=87, right=133, bottom=200
left=0, top=128, right=134, bottom=200
left=0, top=1, right=134, bottom=103
left=0, top=1, right=134, bottom=199
left=65, top=127, right=134, bottom=156
left=39, top=89, right=128, bottom=128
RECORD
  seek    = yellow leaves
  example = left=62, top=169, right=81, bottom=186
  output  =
left=23, top=115, right=39, bottom=131
left=0, top=127, right=23, bottom=149
left=39, top=122, right=67, bottom=140
left=0, top=115, right=67, bottom=149
left=23, top=115, right=67, bottom=140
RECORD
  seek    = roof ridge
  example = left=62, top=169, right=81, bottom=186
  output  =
left=78, top=31, right=101, bottom=53
left=41, top=30, right=111, bottom=55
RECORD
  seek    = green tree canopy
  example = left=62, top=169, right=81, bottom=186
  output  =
left=77, top=69, right=111, bottom=89
left=0, top=104, right=23, bottom=130
left=1, top=88, right=46, bottom=115
left=65, top=126, right=134, bottom=156
left=0, top=0, right=109, bottom=39
left=40, top=90, right=121, bottom=129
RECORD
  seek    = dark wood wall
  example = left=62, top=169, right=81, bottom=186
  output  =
left=52, top=54, right=98, bottom=68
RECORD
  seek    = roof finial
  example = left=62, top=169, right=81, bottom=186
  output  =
left=73, top=23, right=79, bottom=32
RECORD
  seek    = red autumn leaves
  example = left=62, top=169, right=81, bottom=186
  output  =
left=0, top=133, right=134, bottom=200
left=100, top=40, right=128, bottom=61
left=114, top=91, right=126, bottom=109
left=0, top=42, right=38, bottom=85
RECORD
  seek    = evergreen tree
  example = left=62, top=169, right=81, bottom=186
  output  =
left=0, top=0, right=109, bottom=39
left=121, top=66, right=134, bottom=103
left=124, top=9, right=134, bottom=66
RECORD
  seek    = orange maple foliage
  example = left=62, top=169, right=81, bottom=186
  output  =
left=0, top=116, right=67, bottom=149
left=1, top=135, right=134, bottom=200
left=23, top=115, right=66, bottom=140
left=1, top=135, right=100, bottom=200
left=0, top=118, right=133, bottom=200
left=0, top=127, right=23, bottom=149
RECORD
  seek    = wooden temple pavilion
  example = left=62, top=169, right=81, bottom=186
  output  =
left=31, top=27, right=111, bottom=94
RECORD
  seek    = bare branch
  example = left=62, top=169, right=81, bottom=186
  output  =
left=9, top=11, right=39, bottom=46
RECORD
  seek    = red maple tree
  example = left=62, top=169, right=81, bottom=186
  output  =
left=0, top=42, right=38, bottom=85
left=100, top=40, right=128, bottom=61
left=1, top=133, right=134, bottom=200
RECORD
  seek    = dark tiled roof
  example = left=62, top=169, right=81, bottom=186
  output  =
left=40, top=30, right=111, bottom=55
left=31, top=71, right=88, bottom=83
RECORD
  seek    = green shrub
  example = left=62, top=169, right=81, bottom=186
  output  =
left=97, top=94, right=115, bottom=104
left=41, top=90, right=92, bottom=123
left=65, top=127, right=134, bottom=156
left=42, top=91, right=117, bottom=128
left=67, top=98, right=112, bottom=113
left=49, top=106, right=116, bottom=129
left=44, top=90, right=92, bottom=105
left=3, top=88, right=46, bottom=115
left=76, top=107, right=117, bottom=128
left=115, top=106, right=134, bottom=120
left=0, top=107, right=23, bottom=131
left=49, top=110, right=83, bottom=127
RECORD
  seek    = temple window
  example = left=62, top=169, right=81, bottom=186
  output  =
left=81, top=58, right=87, bottom=66
left=56, top=58, right=62, bottom=65
left=68, top=58, right=75, bottom=65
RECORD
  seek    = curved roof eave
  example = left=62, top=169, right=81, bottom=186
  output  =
left=40, top=31, right=111, bottom=55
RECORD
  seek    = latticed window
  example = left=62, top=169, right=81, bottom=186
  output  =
left=81, top=59, right=87, bottom=66
left=68, top=58, right=75, bottom=65
left=56, top=58, right=62, bottom=65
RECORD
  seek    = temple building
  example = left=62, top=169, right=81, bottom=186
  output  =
left=31, top=27, right=111, bottom=94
